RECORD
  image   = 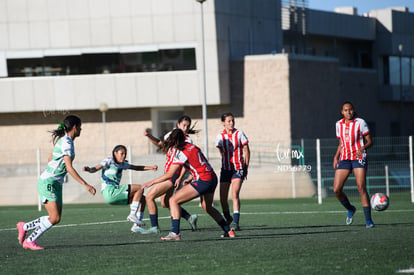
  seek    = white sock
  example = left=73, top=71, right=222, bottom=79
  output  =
left=27, top=216, right=53, bottom=242
left=137, top=211, right=144, bottom=221
left=23, top=217, right=42, bottom=231
left=130, top=201, right=140, bottom=216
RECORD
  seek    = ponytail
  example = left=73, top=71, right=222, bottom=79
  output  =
left=161, top=129, right=186, bottom=154
left=50, top=115, right=81, bottom=144
left=177, top=115, right=199, bottom=135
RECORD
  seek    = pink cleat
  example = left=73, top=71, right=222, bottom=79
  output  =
left=221, top=229, right=236, bottom=238
left=161, top=232, right=181, bottom=241
left=22, top=240, right=44, bottom=250
left=16, top=222, right=27, bottom=245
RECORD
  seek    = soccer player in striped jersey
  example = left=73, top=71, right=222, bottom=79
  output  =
left=216, top=112, right=250, bottom=231
left=143, top=115, right=199, bottom=233
left=333, top=101, right=374, bottom=228
left=142, top=129, right=234, bottom=240
left=16, top=115, right=96, bottom=250
left=83, top=145, right=158, bottom=233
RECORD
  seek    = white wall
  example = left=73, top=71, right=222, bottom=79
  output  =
left=0, top=71, right=215, bottom=112
left=0, top=0, right=229, bottom=113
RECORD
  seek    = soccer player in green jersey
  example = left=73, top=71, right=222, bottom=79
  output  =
left=83, top=145, right=158, bottom=233
left=17, top=115, right=96, bottom=250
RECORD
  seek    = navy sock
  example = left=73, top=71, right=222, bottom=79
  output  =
left=363, top=206, right=372, bottom=222
left=217, top=218, right=230, bottom=232
left=233, top=212, right=240, bottom=224
left=172, top=219, right=180, bottom=234
left=340, top=198, right=354, bottom=211
left=180, top=207, right=191, bottom=220
left=149, top=214, right=158, bottom=228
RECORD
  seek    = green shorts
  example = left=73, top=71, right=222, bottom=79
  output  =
left=102, top=184, right=130, bottom=205
left=38, top=177, right=63, bottom=207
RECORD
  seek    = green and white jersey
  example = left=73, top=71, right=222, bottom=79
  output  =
left=40, top=135, right=75, bottom=184
left=100, top=157, right=131, bottom=191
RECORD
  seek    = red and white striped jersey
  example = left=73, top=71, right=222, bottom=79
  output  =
left=171, top=143, right=216, bottom=181
left=163, top=130, right=192, bottom=175
left=164, top=147, right=179, bottom=173
left=215, top=128, right=249, bottom=170
left=336, top=117, right=370, bottom=161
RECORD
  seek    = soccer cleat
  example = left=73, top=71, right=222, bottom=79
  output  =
left=126, top=214, right=141, bottom=224
left=141, top=226, right=160, bottom=234
left=131, top=224, right=147, bottom=233
left=17, top=222, right=27, bottom=245
left=365, top=220, right=375, bottom=228
left=230, top=222, right=240, bottom=231
left=221, top=230, right=236, bottom=238
left=161, top=232, right=181, bottom=241
left=188, top=214, right=198, bottom=231
left=22, top=240, right=44, bottom=250
left=134, top=220, right=145, bottom=227
left=346, top=206, right=356, bottom=225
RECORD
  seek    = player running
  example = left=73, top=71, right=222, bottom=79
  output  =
left=83, top=145, right=158, bottom=233
left=333, top=101, right=374, bottom=228
left=143, top=115, right=198, bottom=233
left=216, top=112, right=250, bottom=231
left=142, top=129, right=235, bottom=240
left=17, top=115, right=96, bottom=250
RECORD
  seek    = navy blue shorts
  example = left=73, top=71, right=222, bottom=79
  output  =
left=167, top=173, right=180, bottom=185
left=220, top=169, right=245, bottom=183
left=337, top=159, right=367, bottom=170
left=190, top=177, right=218, bottom=195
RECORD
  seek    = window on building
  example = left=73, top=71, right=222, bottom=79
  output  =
left=6, top=48, right=196, bottom=77
left=385, top=56, right=413, bottom=86
left=158, top=110, right=184, bottom=140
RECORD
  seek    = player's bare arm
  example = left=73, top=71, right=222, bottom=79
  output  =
left=65, top=156, right=96, bottom=195
left=142, top=164, right=180, bottom=189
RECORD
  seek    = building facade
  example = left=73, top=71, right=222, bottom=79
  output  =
left=282, top=5, right=414, bottom=138
left=0, top=0, right=282, bottom=158
left=1, top=0, right=414, bottom=205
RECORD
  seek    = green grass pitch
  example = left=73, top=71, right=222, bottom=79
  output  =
left=1, top=194, right=413, bottom=274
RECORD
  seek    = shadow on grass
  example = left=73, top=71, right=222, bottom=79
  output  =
left=43, top=221, right=414, bottom=249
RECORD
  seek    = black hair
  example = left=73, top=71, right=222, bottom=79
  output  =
left=221, top=112, right=234, bottom=122
left=177, top=115, right=199, bottom=135
left=50, top=115, right=81, bottom=145
left=341, top=101, right=354, bottom=109
left=112, top=145, right=127, bottom=163
left=161, top=128, right=186, bottom=154
left=340, top=101, right=357, bottom=118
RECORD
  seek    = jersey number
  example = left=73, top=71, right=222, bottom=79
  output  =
left=198, top=152, right=211, bottom=172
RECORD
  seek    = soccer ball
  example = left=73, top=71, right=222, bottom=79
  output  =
left=370, top=193, right=390, bottom=211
